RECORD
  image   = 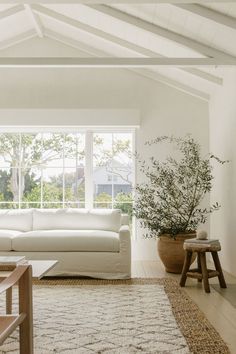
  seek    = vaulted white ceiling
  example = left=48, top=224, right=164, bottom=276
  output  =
left=0, top=1, right=236, bottom=101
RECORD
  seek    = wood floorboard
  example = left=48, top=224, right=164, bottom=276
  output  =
left=132, top=261, right=145, bottom=278
left=132, top=260, right=236, bottom=353
left=144, top=261, right=157, bottom=278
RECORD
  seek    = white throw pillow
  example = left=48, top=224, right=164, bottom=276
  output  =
left=0, top=209, right=33, bottom=231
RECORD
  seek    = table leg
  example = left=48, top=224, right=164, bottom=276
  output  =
left=199, top=252, right=210, bottom=293
left=211, top=251, right=227, bottom=288
left=197, top=253, right=202, bottom=283
left=19, top=265, right=33, bottom=354
left=180, top=251, right=192, bottom=287
left=6, top=287, right=12, bottom=314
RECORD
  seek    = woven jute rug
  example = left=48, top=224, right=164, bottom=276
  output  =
left=0, top=278, right=229, bottom=354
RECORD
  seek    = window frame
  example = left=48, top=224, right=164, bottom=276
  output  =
left=0, top=127, right=136, bottom=212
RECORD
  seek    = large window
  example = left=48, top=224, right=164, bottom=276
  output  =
left=0, top=130, right=134, bottom=219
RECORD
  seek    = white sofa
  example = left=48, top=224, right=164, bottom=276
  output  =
left=0, top=209, right=131, bottom=279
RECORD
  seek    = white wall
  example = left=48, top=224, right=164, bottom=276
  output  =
left=0, top=109, right=139, bottom=127
left=134, top=82, right=209, bottom=260
left=209, top=68, right=236, bottom=277
left=0, top=68, right=209, bottom=260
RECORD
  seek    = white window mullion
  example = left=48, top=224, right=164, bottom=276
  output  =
left=18, top=133, right=22, bottom=209
left=111, top=133, right=114, bottom=209
left=40, top=169, right=43, bottom=208
left=40, top=133, right=43, bottom=208
left=132, top=130, right=137, bottom=240
left=62, top=133, right=65, bottom=208
left=85, top=131, right=93, bottom=209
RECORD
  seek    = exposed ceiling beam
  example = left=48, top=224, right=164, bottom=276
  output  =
left=24, top=4, right=44, bottom=38
left=45, top=28, right=104, bottom=56
left=182, top=68, right=223, bottom=85
left=132, top=68, right=209, bottom=101
left=175, top=4, right=236, bottom=31
left=0, top=30, right=36, bottom=50
left=46, top=29, right=222, bottom=85
left=1, top=1, right=234, bottom=4
left=32, top=4, right=169, bottom=57
left=88, top=4, right=236, bottom=62
left=45, top=29, right=209, bottom=101
left=0, top=5, right=24, bottom=20
left=47, top=29, right=222, bottom=85
left=0, top=28, right=210, bottom=100
left=0, top=57, right=234, bottom=67
left=33, top=5, right=223, bottom=84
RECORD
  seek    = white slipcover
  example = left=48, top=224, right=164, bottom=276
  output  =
left=0, top=208, right=131, bottom=279
left=0, top=210, right=32, bottom=231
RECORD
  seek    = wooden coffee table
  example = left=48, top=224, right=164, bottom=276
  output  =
left=27, top=260, right=58, bottom=279
left=0, top=260, right=58, bottom=314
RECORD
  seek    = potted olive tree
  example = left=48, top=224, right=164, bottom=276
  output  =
left=134, top=136, right=226, bottom=274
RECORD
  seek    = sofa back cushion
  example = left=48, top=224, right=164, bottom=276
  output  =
left=0, top=209, right=33, bottom=231
left=33, top=209, right=121, bottom=232
left=88, top=209, right=121, bottom=232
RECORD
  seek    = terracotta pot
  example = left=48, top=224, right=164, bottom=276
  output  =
left=157, top=233, right=196, bottom=274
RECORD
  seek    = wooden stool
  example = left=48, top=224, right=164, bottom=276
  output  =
left=180, top=241, right=227, bottom=293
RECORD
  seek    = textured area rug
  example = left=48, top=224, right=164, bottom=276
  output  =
left=0, top=278, right=229, bottom=354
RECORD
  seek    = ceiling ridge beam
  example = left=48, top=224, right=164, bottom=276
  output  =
left=33, top=5, right=223, bottom=84
left=45, top=29, right=209, bottom=101
left=0, top=30, right=36, bottom=50
left=24, top=4, right=44, bottom=38
left=175, top=4, right=236, bottom=30
left=88, top=4, right=236, bottom=62
left=0, top=57, right=233, bottom=66
left=0, top=5, right=24, bottom=20
left=1, top=1, right=234, bottom=4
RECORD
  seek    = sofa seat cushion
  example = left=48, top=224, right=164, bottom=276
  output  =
left=12, top=230, right=120, bottom=252
left=0, top=230, right=23, bottom=251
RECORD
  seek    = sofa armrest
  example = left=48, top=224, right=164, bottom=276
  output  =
left=121, top=214, right=129, bottom=226
left=119, top=225, right=130, bottom=233
left=119, top=225, right=131, bottom=254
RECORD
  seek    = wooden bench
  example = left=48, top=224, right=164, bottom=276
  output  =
left=180, top=241, right=227, bottom=293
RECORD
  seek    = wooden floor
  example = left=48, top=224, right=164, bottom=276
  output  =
left=132, top=260, right=236, bottom=353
